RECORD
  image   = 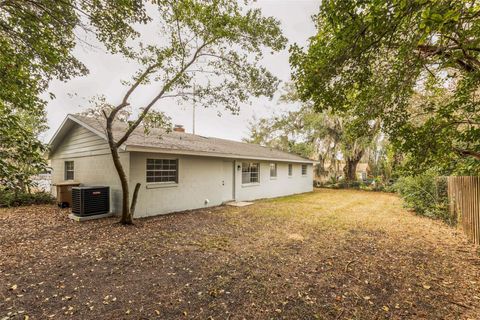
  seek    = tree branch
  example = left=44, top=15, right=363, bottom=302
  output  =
left=197, top=53, right=244, bottom=69
left=454, top=147, right=480, bottom=160
left=106, top=64, right=159, bottom=125
left=115, top=40, right=214, bottom=148
left=416, top=44, right=479, bottom=72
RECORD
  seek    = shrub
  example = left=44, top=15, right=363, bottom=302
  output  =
left=0, top=190, right=55, bottom=207
left=320, top=176, right=395, bottom=192
left=393, top=170, right=453, bottom=225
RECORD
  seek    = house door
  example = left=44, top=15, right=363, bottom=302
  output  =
left=222, top=161, right=234, bottom=202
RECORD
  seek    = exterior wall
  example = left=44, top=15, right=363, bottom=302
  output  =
left=49, top=123, right=128, bottom=213
left=129, top=152, right=228, bottom=217
left=234, top=161, right=313, bottom=202
left=49, top=123, right=313, bottom=218
left=52, top=124, right=111, bottom=158
left=129, top=152, right=313, bottom=217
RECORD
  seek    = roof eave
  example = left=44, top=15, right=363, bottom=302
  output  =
left=125, top=145, right=316, bottom=164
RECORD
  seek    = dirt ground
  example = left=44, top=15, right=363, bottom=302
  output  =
left=1, top=189, right=480, bottom=319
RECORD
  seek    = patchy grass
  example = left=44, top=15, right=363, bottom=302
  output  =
left=1, top=189, right=479, bottom=319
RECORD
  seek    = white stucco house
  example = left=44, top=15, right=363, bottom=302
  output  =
left=48, top=114, right=315, bottom=218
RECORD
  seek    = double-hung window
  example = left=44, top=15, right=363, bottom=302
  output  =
left=269, top=163, right=277, bottom=178
left=288, top=164, right=293, bottom=176
left=242, top=162, right=260, bottom=184
left=64, top=161, right=74, bottom=180
left=301, top=164, right=308, bottom=176
left=146, top=159, right=178, bottom=183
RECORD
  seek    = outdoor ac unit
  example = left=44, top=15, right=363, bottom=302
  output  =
left=72, top=186, right=110, bottom=216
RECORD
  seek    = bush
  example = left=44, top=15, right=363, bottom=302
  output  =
left=0, top=190, right=55, bottom=207
left=393, top=170, right=453, bottom=225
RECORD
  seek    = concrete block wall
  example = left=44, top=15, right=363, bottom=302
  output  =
left=234, top=161, right=313, bottom=201
left=129, top=152, right=228, bottom=217
left=50, top=153, right=129, bottom=214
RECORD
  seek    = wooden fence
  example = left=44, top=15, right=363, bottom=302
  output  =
left=447, top=176, right=480, bottom=244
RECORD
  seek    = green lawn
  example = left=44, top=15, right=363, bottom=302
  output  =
left=1, top=189, right=479, bottom=319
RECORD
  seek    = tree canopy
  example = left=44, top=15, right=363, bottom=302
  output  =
left=0, top=0, right=149, bottom=190
left=246, top=86, right=380, bottom=182
left=291, top=0, right=480, bottom=174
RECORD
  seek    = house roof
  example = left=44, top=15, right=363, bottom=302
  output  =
left=49, top=114, right=315, bottom=163
left=356, top=163, right=369, bottom=172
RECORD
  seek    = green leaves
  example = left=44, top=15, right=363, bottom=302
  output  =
left=119, top=0, right=287, bottom=114
left=291, top=0, right=480, bottom=175
left=0, top=106, right=47, bottom=191
left=0, top=1, right=154, bottom=190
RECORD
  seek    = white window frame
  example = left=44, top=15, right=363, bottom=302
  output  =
left=269, top=163, right=277, bottom=179
left=146, top=159, right=178, bottom=184
left=64, top=161, right=74, bottom=180
left=288, top=164, right=293, bottom=177
left=242, top=162, right=260, bottom=184
left=301, top=164, right=308, bottom=176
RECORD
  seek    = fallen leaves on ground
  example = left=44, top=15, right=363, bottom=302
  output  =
left=0, top=189, right=479, bottom=319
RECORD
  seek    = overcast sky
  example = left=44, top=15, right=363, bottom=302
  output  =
left=42, top=0, right=319, bottom=143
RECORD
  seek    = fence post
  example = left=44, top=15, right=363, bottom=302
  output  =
left=446, top=176, right=480, bottom=245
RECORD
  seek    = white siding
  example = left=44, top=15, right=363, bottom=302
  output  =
left=50, top=123, right=129, bottom=213
left=51, top=125, right=110, bottom=158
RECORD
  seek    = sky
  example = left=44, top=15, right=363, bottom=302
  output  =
left=42, top=0, right=319, bottom=143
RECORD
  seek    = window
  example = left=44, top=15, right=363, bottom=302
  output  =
left=302, top=164, right=308, bottom=176
left=270, top=163, right=277, bottom=178
left=288, top=164, right=293, bottom=176
left=242, top=162, right=260, bottom=184
left=146, top=159, right=178, bottom=183
left=64, top=161, right=74, bottom=180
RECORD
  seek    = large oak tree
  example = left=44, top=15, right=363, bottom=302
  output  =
left=291, top=0, right=480, bottom=174
left=246, top=103, right=380, bottom=182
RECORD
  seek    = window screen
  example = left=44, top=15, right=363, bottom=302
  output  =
left=288, top=164, right=293, bottom=176
left=270, top=163, right=277, bottom=178
left=64, top=161, right=74, bottom=180
left=242, top=162, right=260, bottom=184
left=146, top=159, right=178, bottom=183
left=302, top=164, right=308, bottom=176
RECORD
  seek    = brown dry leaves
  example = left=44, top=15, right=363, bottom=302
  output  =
left=1, top=189, right=480, bottom=319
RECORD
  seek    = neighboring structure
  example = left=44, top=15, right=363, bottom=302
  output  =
left=48, top=115, right=314, bottom=218
left=354, top=163, right=369, bottom=181
left=31, top=171, right=52, bottom=192
left=314, top=161, right=369, bottom=182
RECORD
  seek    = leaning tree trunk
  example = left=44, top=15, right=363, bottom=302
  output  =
left=109, top=144, right=133, bottom=224
left=107, top=144, right=142, bottom=224
left=106, top=117, right=141, bottom=225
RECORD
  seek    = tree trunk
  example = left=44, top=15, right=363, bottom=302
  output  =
left=343, top=158, right=359, bottom=182
left=130, top=183, right=141, bottom=216
left=343, top=151, right=363, bottom=183
left=105, top=113, right=134, bottom=225
left=110, top=145, right=132, bottom=225
left=316, top=155, right=325, bottom=177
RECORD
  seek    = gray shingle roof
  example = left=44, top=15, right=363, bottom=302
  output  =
left=69, top=114, right=313, bottom=163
